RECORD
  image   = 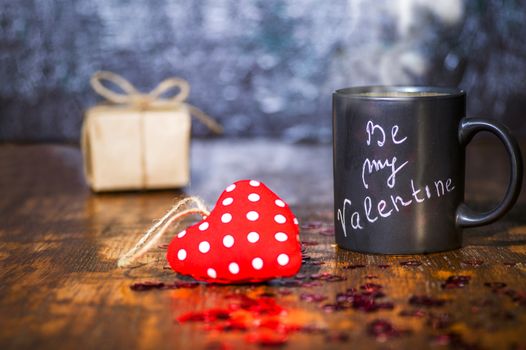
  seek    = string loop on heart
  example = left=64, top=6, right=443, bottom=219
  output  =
left=117, top=197, right=210, bottom=268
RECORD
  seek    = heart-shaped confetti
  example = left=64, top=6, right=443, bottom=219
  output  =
left=166, top=180, right=302, bottom=283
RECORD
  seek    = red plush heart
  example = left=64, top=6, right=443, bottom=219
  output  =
left=166, top=180, right=302, bottom=283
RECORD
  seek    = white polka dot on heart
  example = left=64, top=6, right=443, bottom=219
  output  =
left=221, top=213, right=232, bottom=223
left=293, top=218, right=299, bottom=225
left=274, top=214, right=286, bottom=224
left=228, top=262, right=240, bottom=274
left=274, top=232, right=288, bottom=242
left=199, top=241, right=210, bottom=253
left=249, top=180, right=260, bottom=187
left=199, top=222, right=209, bottom=231
left=225, top=184, right=236, bottom=192
left=246, top=211, right=259, bottom=221
left=275, top=199, right=285, bottom=207
left=177, top=249, right=187, bottom=261
left=252, top=257, right=263, bottom=270
left=247, top=231, right=260, bottom=243
left=223, top=235, right=234, bottom=248
left=248, top=193, right=260, bottom=202
left=277, top=253, right=289, bottom=266
left=222, top=197, right=233, bottom=206
left=177, top=230, right=186, bottom=238
left=207, top=268, right=217, bottom=278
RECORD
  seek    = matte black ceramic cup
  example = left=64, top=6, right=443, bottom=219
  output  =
left=332, top=86, right=523, bottom=254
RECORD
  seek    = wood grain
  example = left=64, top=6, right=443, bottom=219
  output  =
left=0, top=139, right=525, bottom=350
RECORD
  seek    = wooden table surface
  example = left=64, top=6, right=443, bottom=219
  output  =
left=0, top=139, right=525, bottom=350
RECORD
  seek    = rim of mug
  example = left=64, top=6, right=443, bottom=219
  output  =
left=334, top=86, right=465, bottom=100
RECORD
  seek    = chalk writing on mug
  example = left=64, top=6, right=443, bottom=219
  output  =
left=337, top=121, right=455, bottom=237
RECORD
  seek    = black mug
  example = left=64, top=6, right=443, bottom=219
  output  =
left=332, top=86, right=523, bottom=254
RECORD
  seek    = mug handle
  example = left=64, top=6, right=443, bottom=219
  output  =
left=456, top=118, right=523, bottom=227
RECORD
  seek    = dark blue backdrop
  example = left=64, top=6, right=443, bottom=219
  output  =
left=1, top=0, right=525, bottom=142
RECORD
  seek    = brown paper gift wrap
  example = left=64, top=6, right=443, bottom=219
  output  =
left=81, top=71, right=222, bottom=192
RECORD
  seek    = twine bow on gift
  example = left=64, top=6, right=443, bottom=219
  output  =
left=90, top=71, right=223, bottom=134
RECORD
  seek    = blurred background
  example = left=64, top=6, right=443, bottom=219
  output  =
left=1, top=0, right=525, bottom=143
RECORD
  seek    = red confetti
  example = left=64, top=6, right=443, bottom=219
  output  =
left=277, top=288, right=292, bottom=296
left=318, top=227, right=335, bottom=236
left=326, top=286, right=392, bottom=313
left=301, top=241, right=319, bottom=246
left=429, top=332, right=481, bottom=348
left=167, top=281, right=200, bottom=289
left=130, top=281, right=165, bottom=291
left=321, top=303, right=344, bottom=313
left=300, top=293, right=328, bottom=303
left=400, top=260, right=422, bottom=267
left=225, top=294, right=284, bottom=316
left=360, top=283, right=383, bottom=293
left=130, top=280, right=200, bottom=291
left=211, top=321, right=249, bottom=332
left=427, top=312, right=453, bottom=329
left=367, top=319, right=411, bottom=342
left=344, top=264, right=366, bottom=269
left=429, top=332, right=470, bottom=347
left=461, top=260, right=484, bottom=267
left=310, top=272, right=346, bottom=282
left=352, top=295, right=393, bottom=312
left=176, top=294, right=311, bottom=347
left=300, top=324, right=328, bottom=334
left=177, top=309, right=231, bottom=323
left=441, top=275, right=471, bottom=289
left=399, top=309, right=427, bottom=318
left=300, top=221, right=324, bottom=229
left=301, top=281, right=323, bottom=288
left=294, top=273, right=308, bottom=280
left=258, top=319, right=301, bottom=333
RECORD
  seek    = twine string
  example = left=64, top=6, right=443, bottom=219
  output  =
left=90, top=71, right=139, bottom=104
left=117, top=196, right=210, bottom=268
left=90, top=71, right=223, bottom=134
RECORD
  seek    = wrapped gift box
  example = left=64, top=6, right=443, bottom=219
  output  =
left=82, top=104, right=191, bottom=191
left=81, top=71, right=221, bottom=192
